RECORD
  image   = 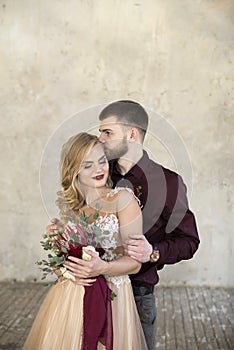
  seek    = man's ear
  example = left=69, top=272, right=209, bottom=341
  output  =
left=129, top=128, right=139, bottom=142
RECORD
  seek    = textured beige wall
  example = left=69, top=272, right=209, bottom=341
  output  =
left=0, top=0, right=233, bottom=286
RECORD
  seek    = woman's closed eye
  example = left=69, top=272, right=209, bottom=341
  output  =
left=84, top=164, right=92, bottom=169
left=83, top=162, right=93, bottom=169
left=99, top=156, right=107, bottom=165
left=82, top=156, right=107, bottom=169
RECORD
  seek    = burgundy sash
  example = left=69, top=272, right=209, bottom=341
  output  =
left=82, top=276, right=113, bottom=350
left=63, top=245, right=113, bottom=349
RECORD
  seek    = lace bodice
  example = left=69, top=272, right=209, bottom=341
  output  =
left=91, top=187, right=141, bottom=260
left=91, top=213, right=120, bottom=260
left=88, top=212, right=130, bottom=288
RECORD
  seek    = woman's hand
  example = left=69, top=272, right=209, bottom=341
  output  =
left=63, top=249, right=108, bottom=279
left=75, top=276, right=97, bottom=286
left=56, top=266, right=97, bottom=286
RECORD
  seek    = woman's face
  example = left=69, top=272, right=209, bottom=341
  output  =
left=78, top=143, right=109, bottom=189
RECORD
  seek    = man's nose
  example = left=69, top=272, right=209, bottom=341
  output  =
left=99, top=133, right=106, bottom=143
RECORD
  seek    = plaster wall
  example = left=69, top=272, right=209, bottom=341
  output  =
left=0, top=0, right=233, bottom=286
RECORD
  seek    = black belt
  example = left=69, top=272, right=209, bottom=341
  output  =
left=132, top=285, right=154, bottom=296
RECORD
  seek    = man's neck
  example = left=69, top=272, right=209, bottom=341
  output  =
left=117, top=148, right=143, bottom=175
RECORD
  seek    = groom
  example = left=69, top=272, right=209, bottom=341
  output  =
left=56, top=100, right=200, bottom=350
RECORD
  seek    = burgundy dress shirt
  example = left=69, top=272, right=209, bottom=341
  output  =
left=110, top=151, right=200, bottom=287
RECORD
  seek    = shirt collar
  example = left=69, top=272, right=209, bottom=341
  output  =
left=111, top=150, right=149, bottom=180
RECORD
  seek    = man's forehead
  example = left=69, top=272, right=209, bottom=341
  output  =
left=99, top=116, right=123, bottom=129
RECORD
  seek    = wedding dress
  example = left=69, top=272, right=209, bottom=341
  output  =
left=23, top=189, right=147, bottom=350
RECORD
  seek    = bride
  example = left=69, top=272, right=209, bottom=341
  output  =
left=23, top=132, right=147, bottom=350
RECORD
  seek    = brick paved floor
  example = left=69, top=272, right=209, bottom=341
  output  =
left=0, top=282, right=233, bottom=350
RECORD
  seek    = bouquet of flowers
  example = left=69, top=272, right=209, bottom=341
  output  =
left=37, top=201, right=108, bottom=281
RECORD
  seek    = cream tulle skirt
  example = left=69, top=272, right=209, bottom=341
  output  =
left=23, top=278, right=147, bottom=350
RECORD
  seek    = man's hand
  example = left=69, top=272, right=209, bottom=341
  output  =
left=124, top=234, right=153, bottom=263
left=63, top=249, right=107, bottom=278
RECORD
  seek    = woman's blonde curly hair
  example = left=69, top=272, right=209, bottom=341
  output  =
left=57, top=132, right=112, bottom=212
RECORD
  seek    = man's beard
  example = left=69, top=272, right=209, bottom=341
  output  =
left=104, top=137, right=128, bottom=161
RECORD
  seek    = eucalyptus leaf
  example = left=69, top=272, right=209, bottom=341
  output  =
left=93, top=212, right=99, bottom=220
left=95, top=203, right=101, bottom=211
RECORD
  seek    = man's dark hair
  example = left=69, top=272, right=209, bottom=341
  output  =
left=99, top=100, right=149, bottom=140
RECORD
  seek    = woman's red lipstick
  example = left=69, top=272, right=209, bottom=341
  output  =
left=93, top=174, right=104, bottom=180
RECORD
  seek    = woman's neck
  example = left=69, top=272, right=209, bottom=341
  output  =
left=83, top=186, right=110, bottom=207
